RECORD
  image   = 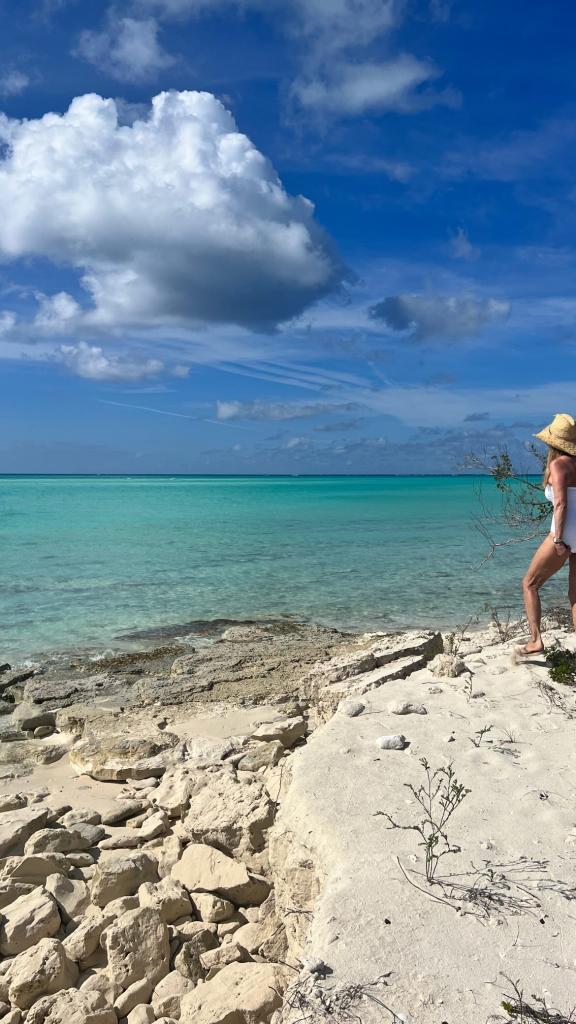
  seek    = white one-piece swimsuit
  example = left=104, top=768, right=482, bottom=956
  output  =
left=545, top=484, right=576, bottom=551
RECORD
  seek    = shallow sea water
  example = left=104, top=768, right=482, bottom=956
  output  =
left=1, top=474, right=565, bottom=662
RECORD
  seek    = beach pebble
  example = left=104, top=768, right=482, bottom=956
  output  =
left=376, top=735, right=407, bottom=751
left=428, top=686, right=443, bottom=694
left=131, top=777, right=159, bottom=790
left=389, top=702, right=427, bottom=716
left=338, top=699, right=365, bottom=717
left=33, top=726, right=55, bottom=739
left=445, top=734, right=455, bottom=743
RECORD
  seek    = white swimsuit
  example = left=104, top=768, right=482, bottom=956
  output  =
left=545, top=484, right=576, bottom=550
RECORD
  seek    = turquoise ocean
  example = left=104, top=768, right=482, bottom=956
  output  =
left=1, top=474, right=564, bottom=663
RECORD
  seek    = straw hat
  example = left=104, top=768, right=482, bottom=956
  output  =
left=534, top=413, right=576, bottom=456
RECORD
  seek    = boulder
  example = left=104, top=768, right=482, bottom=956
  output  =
left=429, top=652, right=466, bottom=678
left=179, top=962, right=289, bottom=1024
left=77, top=971, right=120, bottom=1005
left=98, top=831, right=141, bottom=851
left=26, top=989, right=117, bottom=1024
left=138, top=879, right=192, bottom=923
left=156, top=834, right=183, bottom=879
left=192, top=892, right=235, bottom=923
left=200, top=943, right=250, bottom=978
left=138, top=810, right=169, bottom=841
left=61, top=809, right=102, bottom=828
left=11, top=704, right=56, bottom=732
left=44, top=873, right=90, bottom=923
left=25, top=824, right=104, bottom=855
left=100, top=800, right=148, bottom=826
left=152, top=768, right=198, bottom=818
left=152, top=971, right=196, bottom=1019
left=250, top=716, right=307, bottom=748
left=183, top=772, right=273, bottom=854
left=0, top=887, right=60, bottom=956
left=69, top=729, right=179, bottom=782
left=0, top=805, right=50, bottom=856
left=90, top=852, right=158, bottom=907
left=172, top=845, right=270, bottom=906
left=114, top=977, right=153, bottom=1017
left=0, top=852, right=70, bottom=882
left=7, top=938, right=79, bottom=1009
left=0, top=793, right=26, bottom=812
left=128, top=1006, right=155, bottom=1024
left=237, top=743, right=284, bottom=772
left=103, top=906, right=170, bottom=989
left=0, top=880, right=34, bottom=909
left=173, top=929, right=218, bottom=984
left=62, top=908, right=111, bottom=963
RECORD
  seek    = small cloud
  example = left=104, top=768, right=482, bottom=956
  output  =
left=216, top=399, right=357, bottom=422
left=76, top=16, right=175, bottom=82
left=0, top=71, right=30, bottom=97
left=293, top=56, right=458, bottom=117
left=464, top=411, right=490, bottom=422
left=449, top=227, right=479, bottom=261
left=369, top=293, right=511, bottom=342
left=58, top=342, right=164, bottom=381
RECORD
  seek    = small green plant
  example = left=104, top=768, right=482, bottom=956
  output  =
left=547, top=643, right=576, bottom=687
left=496, top=975, right=576, bottom=1022
left=470, top=724, right=493, bottom=748
left=384, top=758, right=470, bottom=884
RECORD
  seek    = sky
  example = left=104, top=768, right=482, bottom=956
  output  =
left=0, top=0, right=575, bottom=474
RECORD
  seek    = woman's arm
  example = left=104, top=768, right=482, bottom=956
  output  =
left=549, top=458, right=571, bottom=551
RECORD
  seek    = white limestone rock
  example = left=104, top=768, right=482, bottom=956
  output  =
left=44, top=873, right=90, bottom=923
left=0, top=805, right=50, bottom=857
left=376, top=734, right=407, bottom=751
left=127, top=1006, right=155, bottom=1024
left=114, top=977, right=153, bottom=1017
left=237, top=742, right=284, bottom=772
left=172, top=844, right=270, bottom=906
left=152, top=970, right=196, bottom=1019
left=182, top=771, right=274, bottom=854
left=250, top=716, right=307, bottom=748
left=7, top=937, right=79, bottom=1009
left=90, top=852, right=158, bottom=907
left=388, top=702, right=427, bottom=716
left=26, top=989, right=116, bottom=1024
left=192, top=892, right=235, bottom=923
left=0, top=887, right=60, bottom=956
left=179, top=961, right=289, bottom=1024
left=337, top=699, right=365, bottom=717
left=138, top=878, right=192, bottom=923
left=429, top=653, right=466, bottom=678
left=103, top=906, right=170, bottom=989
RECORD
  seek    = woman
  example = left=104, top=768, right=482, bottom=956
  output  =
left=519, top=413, right=576, bottom=656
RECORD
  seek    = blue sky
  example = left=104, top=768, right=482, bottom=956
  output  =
left=1, top=0, right=575, bottom=473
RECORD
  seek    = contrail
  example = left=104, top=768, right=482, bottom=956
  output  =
left=98, top=400, right=196, bottom=419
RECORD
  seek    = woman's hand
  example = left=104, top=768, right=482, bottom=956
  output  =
left=554, top=539, right=570, bottom=557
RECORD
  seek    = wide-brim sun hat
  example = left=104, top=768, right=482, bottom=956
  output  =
left=534, top=413, right=576, bottom=456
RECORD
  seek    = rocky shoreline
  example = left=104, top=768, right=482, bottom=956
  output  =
left=1, top=614, right=576, bottom=1024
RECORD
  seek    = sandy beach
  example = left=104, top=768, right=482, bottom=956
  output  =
left=0, top=613, right=575, bottom=1023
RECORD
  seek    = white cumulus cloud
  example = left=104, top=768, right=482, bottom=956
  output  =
left=0, top=91, right=347, bottom=334
left=76, top=16, right=175, bottom=81
left=58, top=342, right=164, bottom=380
left=369, top=293, right=511, bottom=341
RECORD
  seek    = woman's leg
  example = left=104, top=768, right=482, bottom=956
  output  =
left=569, top=554, right=576, bottom=632
left=521, top=536, right=569, bottom=653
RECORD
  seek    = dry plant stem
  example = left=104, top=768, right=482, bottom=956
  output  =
left=495, top=974, right=576, bottom=1022
left=384, top=758, right=470, bottom=884
left=464, top=446, right=549, bottom=564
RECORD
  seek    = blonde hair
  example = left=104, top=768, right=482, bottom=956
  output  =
left=543, top=445, right=568, bottom=485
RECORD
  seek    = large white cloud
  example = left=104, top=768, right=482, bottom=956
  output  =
left=369, top=293, right=511, bottom=341
left=0, top=90, right=347, bottom=332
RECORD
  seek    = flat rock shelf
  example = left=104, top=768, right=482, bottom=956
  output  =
left=0, top=615, right=575, bottom=1024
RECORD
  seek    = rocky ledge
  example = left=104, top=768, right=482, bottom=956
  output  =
left=0, top=624, right=446, bottom=1024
